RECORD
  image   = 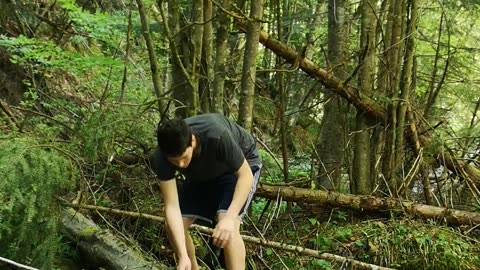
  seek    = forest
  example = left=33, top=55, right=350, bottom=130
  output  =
left=0, top=0, right=480, bottom=269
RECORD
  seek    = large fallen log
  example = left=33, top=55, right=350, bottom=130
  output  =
left=255, top=184, right=480, bottom=226
left=60, top=208, right=168, bottom=270
left=63, top=203, right=394, bottom=270
left=233, top=19, right=480, bottom=186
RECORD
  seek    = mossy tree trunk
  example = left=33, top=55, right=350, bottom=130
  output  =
left=316, top=0, right=349, bottom=191
left=163, top=0, right=201, bottom=118
left=352, top=0, right=376, bottom=195
left=379, top=0, right=406, bottom=195
left=61, top=208, right=168, bottom=270
left=237, top=0, right=264, bottom=130
left=211, top=0, right=231, bottom=114
left=199, top=0, right=213, bottom=113
left=136, top=0, right=165, bottom=113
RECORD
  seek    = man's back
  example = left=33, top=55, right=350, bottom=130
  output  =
left=185, top=113, right=261, bottom=167
left=152, top=113, right=261, bottom=182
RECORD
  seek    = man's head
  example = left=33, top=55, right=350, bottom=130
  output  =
left=156, top=118, right=195, bottom=168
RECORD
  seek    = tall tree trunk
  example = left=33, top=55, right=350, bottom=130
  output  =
left=164, top=0, right=188, bottom=116
left=395, top=0, right=433, bottom=204
left=352, top=0, right=376, bottom=195
left=165, top=0, right=202, bottom=118
left=238, top=0, right=264, bottom=130
left=185, top=0, right=203, bottom=117
left=199, top=0, right=213, bottom=113
left=273, top=0, right=290, bottom=184
left=212, top=0, right=231, bottom=114
left=316, top=0, right=349, bottom=191
left=136, top=0, right=165, bottom=112
left=380, top=0, right=405, bottom=195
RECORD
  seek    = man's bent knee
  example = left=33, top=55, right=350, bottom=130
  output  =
left=182, top=217, right=195, bottom=231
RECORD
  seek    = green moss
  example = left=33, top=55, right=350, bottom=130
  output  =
left=81, top=226, right=100, bottom=236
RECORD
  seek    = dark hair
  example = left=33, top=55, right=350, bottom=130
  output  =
left=156, top=118, right=192, bottom=157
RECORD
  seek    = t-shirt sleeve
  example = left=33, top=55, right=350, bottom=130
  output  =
left=218, top=130, right=245, bottom=172
left=151, top=148, right=176, bottom=181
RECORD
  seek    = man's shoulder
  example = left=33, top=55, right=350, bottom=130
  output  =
left=185, top=113, right=227, bottom=125
left=151, top=148, right=167, bottom=168
left=151, top=148, right=175, bottom=176
left=187, top=114, right=230, bottom=138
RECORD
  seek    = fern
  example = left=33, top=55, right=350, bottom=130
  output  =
left=0, top=137, right=76, bottom=269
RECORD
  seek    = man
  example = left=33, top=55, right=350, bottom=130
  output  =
left=151, top=113, right=262, bottom=270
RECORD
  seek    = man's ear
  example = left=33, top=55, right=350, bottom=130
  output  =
left=191, top=134, right=196, bottom=146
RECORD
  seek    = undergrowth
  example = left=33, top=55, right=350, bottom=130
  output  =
left=0, top=136, right=76, bottom=269
left=246, top=207, right=480, bottom=270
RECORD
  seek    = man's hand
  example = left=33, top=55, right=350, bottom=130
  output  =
left=212, top=213, right=237, bottom=248
left=177, top=255, right=191, bottom=270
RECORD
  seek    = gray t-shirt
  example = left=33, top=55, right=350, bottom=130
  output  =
left=152, top=114, right=261, bottom=182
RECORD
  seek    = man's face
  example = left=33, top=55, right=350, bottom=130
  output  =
left=167, top=134, right=195, bottom=168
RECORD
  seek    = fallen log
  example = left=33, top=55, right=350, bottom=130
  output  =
left=255, top=184, right=480, bottom=226
left=60, top=208, right=168, bottom=270
left=63, top=203, right=395, bottom=270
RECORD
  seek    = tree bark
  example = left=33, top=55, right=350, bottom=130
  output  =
left=237, top=0, right=264, bottom=130
left=188, top=0, right=203, bottom=116
left=163, top=0, right=200, bottom=118
left=380, top=0, right=406, bottom=194
left=211, top=0, right=231, bottom=114
left=352, top=0, right=376, bottom=195
left=199, top=0, right=213, bottom=113
left=164, top=0, right=188, bottom=116
left=316, top=0, right=349, bottom=191
left=255, top=184, right=480, bottom=226
left=60, top=208, right=168, bottom=270
left=136, top=0, right=165, bottom=112
left=353, top=111, right=372, bottom=194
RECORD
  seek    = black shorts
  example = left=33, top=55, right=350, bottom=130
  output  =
left=178, top=165, right=261, bottom=224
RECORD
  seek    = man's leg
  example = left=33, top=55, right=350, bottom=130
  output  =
left=166, top=217, right=199, bottom=270
left=216, top=212, right=245, bottom=270
left=182, top=217, right=200, bottom=270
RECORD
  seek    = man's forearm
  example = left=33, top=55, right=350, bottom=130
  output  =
left=165, top=206, right=189, bottom=257
left=226, top=174, right=253, bottom=217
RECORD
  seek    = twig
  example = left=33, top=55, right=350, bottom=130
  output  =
left=252, top=133, right=283, bottom=172
left=63, top=203, right=396, bottom=270
left=13, top=106, right=75, bottom=133
left=0, top=256, right=39, bottom=270
left=0, top=99, right=20, bottom=129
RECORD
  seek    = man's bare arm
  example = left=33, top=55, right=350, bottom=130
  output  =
left=227, top=159, right=254, bottom=217
left=159, top=179, right=189, bottom=259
